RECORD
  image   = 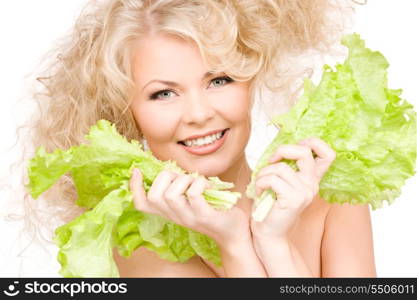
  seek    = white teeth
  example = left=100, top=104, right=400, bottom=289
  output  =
left=183, top=131, right=224, bottom=147
left=184, top=140, right=193, bottom=147
left=197, top=137, right=205, bottom=145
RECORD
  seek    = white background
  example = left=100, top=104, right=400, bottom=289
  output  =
left=0, top=0, right=416, bottom=277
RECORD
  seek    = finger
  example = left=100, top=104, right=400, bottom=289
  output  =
left=255, top=175, right=297, bottom=209
left=147, top=170, right=178, bottom=204
left=298, top=137, right=336, bottom=178
left=146, top=170, right=181, bottom=221
left=164, top=174, right=195, bottom=224
left=256, top=162, right=304, bottom=190
left=164, top=174, right=194, bottom=201
left=186, top=176, right=213, bottom=216
left=268, top=144, right=315, bottom=177
left=130, top=168, right=148, bottom=211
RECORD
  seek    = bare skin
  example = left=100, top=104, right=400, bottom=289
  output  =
left=115, top=34, right=377, bottom=277
left=114, top=173, right=377, bottom=277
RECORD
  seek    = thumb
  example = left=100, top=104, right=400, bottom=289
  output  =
left=130, top=168, right=147, bottom=210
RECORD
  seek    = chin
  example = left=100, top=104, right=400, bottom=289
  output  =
left=181, top=157, right=232, bottom=177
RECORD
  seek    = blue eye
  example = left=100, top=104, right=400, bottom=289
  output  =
left=210, top=76, right=233, bottom=88
left=149, top=90, right=175, bottom=100
left=148, top=76, right=233, bottom=100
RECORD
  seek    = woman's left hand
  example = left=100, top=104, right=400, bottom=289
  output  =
left=250, top=137, right=336, bottom=241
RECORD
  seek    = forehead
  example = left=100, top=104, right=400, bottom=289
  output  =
left=131, top=34, right=208, bottom=84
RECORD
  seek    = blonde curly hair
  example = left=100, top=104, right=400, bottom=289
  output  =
left=15, top=0, right=355, bottom=240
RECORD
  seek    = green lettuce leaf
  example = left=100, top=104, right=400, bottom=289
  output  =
left=27, top=120, right=240, bottom=277
left=247, top=33, right=417, bottom=221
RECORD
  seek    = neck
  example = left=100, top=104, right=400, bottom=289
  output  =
left=219, top=154, right=251, bottom=193
left=218, top=154, right=253, bottom=214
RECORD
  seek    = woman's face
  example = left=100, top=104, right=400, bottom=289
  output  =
left=130, top=34, right=252, bottom=177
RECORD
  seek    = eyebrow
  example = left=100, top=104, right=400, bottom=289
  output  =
left=141, top=71, right=217, bottom=92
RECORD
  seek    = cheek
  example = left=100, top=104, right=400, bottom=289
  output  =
left=131, top=103, right=179, bottom=142
left=216, top=87, right=251, bottom=124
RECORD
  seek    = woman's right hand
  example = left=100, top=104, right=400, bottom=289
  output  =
left=129, top=168, right=250, bottom=249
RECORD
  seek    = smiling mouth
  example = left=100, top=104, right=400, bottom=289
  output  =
left=177, top=129, right=229, bottom=147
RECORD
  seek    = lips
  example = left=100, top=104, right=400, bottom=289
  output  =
left=178, top=128, right=230, bottom=155
left=178, top=128, right=229, bottom=145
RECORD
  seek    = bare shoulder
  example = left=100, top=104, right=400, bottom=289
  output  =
left=320, top=200, right=377, bottom=277
left=324, top=200, right=373, bottom=229
left=113, top=247, right=217, bottom=278
left=306, top=194, right=371, bottom=224
left=300, top=193, right=332, bottom=221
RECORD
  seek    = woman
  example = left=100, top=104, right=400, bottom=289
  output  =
left=28, top=0, right=376, bottom=277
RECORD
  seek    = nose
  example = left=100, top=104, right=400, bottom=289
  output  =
left=182, top=90, right=215, bottom=125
